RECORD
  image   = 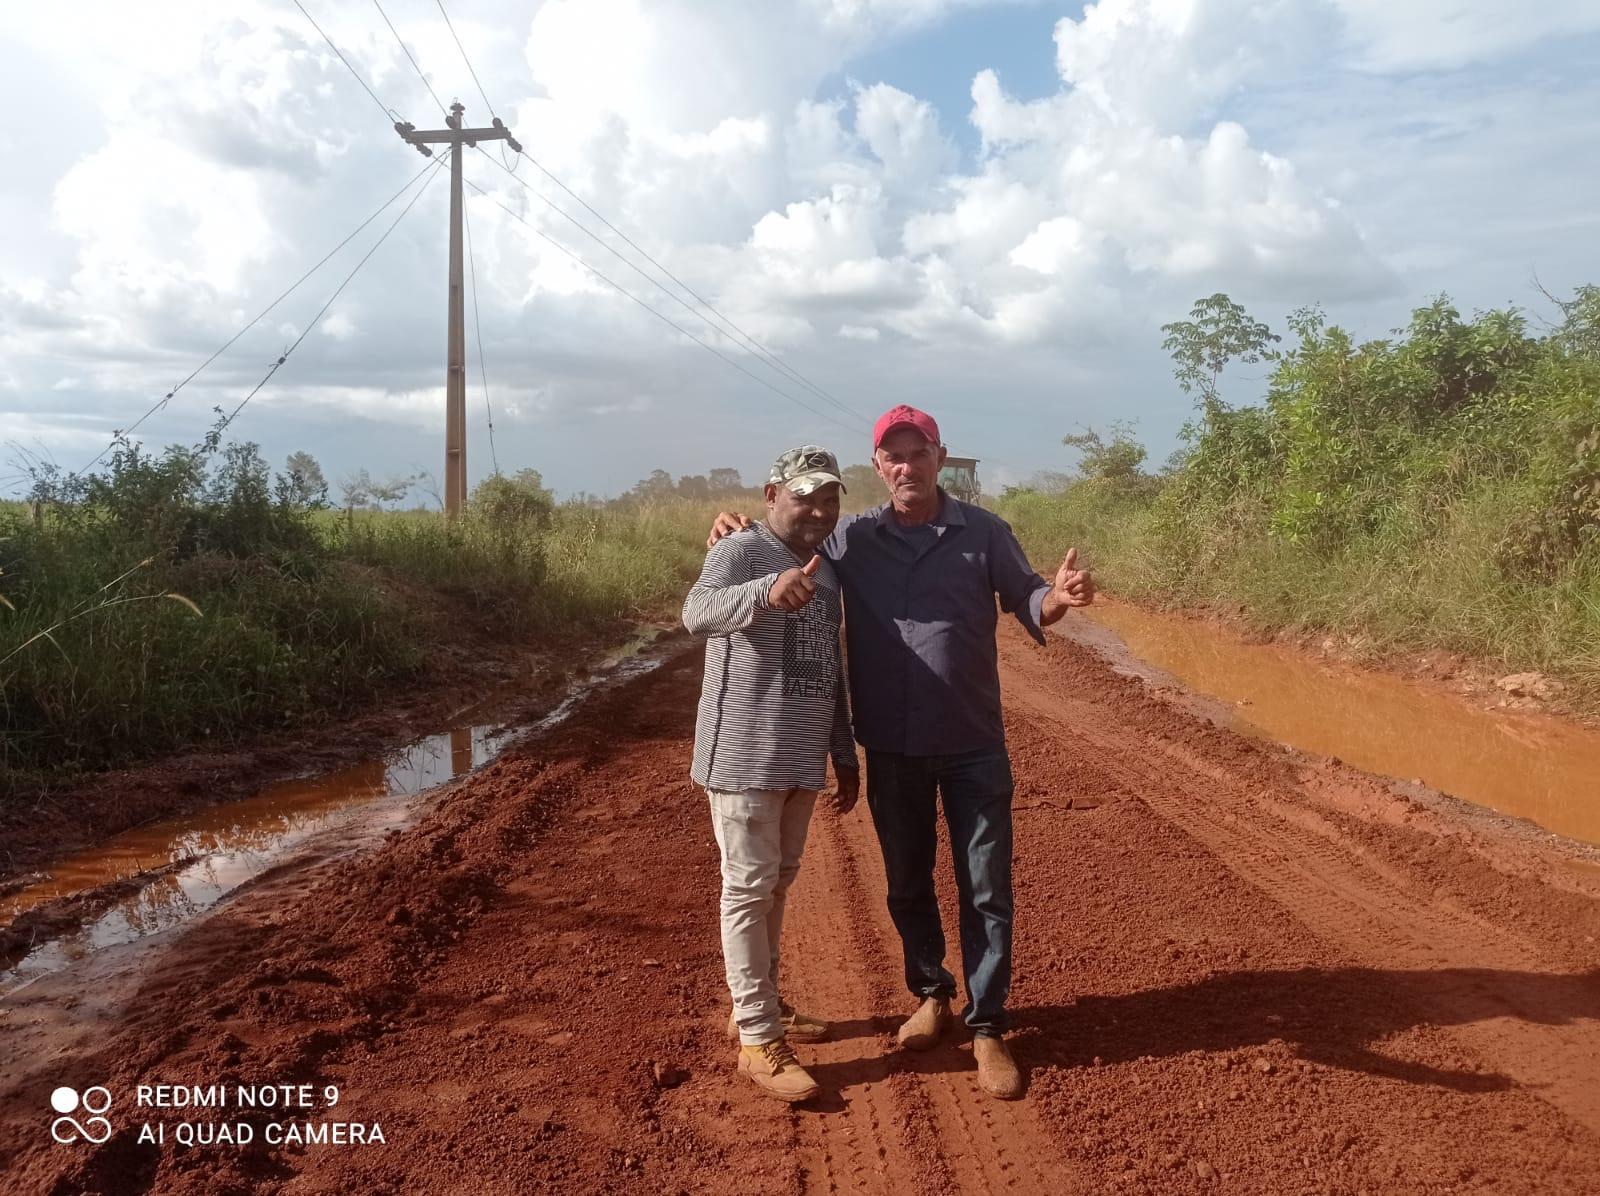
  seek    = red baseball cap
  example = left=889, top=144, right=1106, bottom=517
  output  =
left=872, top=404, right=940, bottom=450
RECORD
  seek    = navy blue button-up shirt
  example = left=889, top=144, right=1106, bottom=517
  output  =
left=822, top=491, right=1050, bottom=757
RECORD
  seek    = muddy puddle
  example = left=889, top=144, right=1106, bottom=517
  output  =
left=1073, top=603, right=1600, bottom=847
left=0, top=629, right=672, bottom=997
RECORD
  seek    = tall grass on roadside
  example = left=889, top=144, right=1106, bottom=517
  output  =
left=331, top=493, right=749, bottom=635
left=997, top=289, right=1600, bottom=711
left=0, top=444, right=748, bottom=791
left=4, top=438, right=370, bottom=783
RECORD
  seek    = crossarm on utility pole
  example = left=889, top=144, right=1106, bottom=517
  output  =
left=402, top=126, right=510, bottom=143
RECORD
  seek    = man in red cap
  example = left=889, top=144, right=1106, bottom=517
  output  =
left=709, top=404, right=1095, bottom=1100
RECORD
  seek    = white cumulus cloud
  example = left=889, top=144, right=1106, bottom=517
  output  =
left=1, top=0, right=1595, bottom=497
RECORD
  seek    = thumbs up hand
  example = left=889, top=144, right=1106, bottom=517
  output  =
left=1054, top=546, right=1096, bottom=608
left=768, top=554, right=822, bottom=611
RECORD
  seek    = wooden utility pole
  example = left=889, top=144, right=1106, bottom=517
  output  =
left=395, top=103, right=521, bottom=518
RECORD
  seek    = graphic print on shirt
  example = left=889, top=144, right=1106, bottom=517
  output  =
left=783, top=609, right=835, bottom=699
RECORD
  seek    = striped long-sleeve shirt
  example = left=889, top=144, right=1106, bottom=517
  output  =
left=683, top=523, right=855, bottom=792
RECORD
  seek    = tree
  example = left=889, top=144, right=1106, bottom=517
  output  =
left=339, top=469, right=372, bottom=511
left=339, top=469, right=411, bottom=513
left=1161, top=293, right=1279, bottom=403
left=1061, top=422, right=1157, bottom=501
left=1063, top=422, right=1148, bottom=483
left=282, top=451, right=328, bottom=507
left=411, top=469, right=444, bottom=512
left=1551, top=282, right=1600, bottom=359
left=629, top=469, right=675, bottom=502
left=367, top=475, right=412, bottom=509
left=708, top=467, right=743, bottom=492
left=676, top=474, right=711, bottom=500
left=471, top=468, right=555, bottom=526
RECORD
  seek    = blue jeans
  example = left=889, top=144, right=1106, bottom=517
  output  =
left=865, top=747, right=1014, bottom=1037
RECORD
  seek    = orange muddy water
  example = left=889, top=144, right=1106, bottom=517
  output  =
left=1080, top=602, right=1600, bottom=846
left=0, top=632, right=669, bottom=996
left=0, top=723, right=518, bottom=995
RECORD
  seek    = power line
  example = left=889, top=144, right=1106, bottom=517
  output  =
left=430, top=0, right=518, bottom=172
left=213, top=159, right=446, bottom=436
left=462, top=174, right=866, bottom=436
left=462, top=197, right=500, bottom=475
left=487, top=146, right=868, bottom=427
left=500, top=147, right=866, bottom=423
left=74, top=157, right=444, bottom=478
left=291, top=0, right=396, bottom=124
left=473, top=147, right=871, bottom=432
left=433, top=0, right=495, bottom=118
left=401, top=6, right=864, bottom=429
left=373, top=0, right=448, bottom=117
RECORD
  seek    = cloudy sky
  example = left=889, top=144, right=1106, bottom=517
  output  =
left=4, top=0, right=1599, bottom=499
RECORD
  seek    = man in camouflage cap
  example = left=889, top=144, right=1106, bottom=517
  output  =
left=683, top=444, right=860, bottom=1103
left=767, top=444, right=846, bottom=495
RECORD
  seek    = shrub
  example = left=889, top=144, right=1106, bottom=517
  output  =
left=996, top=286, right=1600, bottom=709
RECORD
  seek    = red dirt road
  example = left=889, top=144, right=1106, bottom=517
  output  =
left=4, top=622, right=1599, bottom=1193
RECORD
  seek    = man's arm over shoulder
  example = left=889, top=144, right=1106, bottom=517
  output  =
left=681, top=532, right=781, bottom=636
left=980, top=508, right=1050, bottom=646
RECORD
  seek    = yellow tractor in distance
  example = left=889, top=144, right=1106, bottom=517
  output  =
left=939, top=456, right=981, bottom=503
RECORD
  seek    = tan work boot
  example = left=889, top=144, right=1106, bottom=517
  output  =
left=726, top=1001, right=829, bottom=1044
left=737, top=1037, right=821, bottom=1103
left=896, top=996, right=951, bottom=1050
left=973, top=1035, right=1024, bottom=1100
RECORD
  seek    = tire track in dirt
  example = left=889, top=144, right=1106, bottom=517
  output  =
left=777, top=809, right=946, bottom=1195
left=833, top=808, right=1086, bottom=1195
left=1000, top=628, right=1600, bottom=1140
left=781, top=799, right=1088, bottom=1194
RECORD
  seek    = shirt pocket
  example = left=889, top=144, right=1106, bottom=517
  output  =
left=918, top=548, right=991, bottom=622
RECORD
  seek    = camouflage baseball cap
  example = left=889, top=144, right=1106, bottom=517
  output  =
left=769, top=445, right=846, bottom=496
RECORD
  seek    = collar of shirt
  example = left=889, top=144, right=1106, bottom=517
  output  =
left=872, top=488, right=965, bottom=537
left=753, top=519, right=809, bottom=564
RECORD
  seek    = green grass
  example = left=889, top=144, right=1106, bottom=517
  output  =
left=999, top=483, right=1600, bottom=710
left=327, top=497, right=738, bottom=633
left=996, top=288, right=1600, bottom=713
left=0, top=493, right=740, bottom=792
